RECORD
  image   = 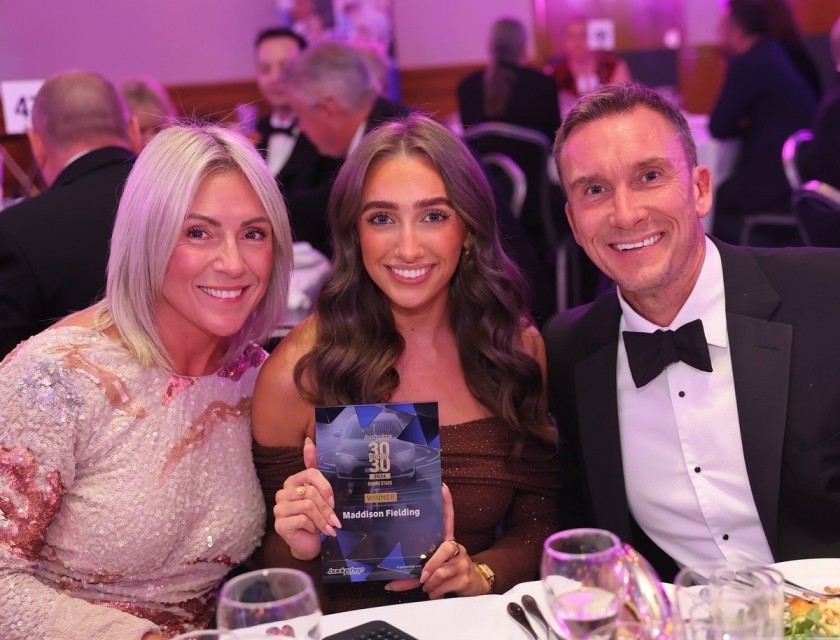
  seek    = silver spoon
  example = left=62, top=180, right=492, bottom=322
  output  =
left=522, top=594, right=559, bottom=639
left=508, top=601, right=539, bottom=639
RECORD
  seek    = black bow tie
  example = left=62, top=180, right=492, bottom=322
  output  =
left=622, top=318, right=713, bottom=388
left=267, top=122, right=296, bottom=136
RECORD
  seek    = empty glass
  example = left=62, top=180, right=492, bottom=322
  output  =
left=583, top=621, right=657, bottom=639
left=674, top=562, right=783, bottom=639
left=216, top=568, right=321, bottom=639
left=542, top=529, right=630, bottom=639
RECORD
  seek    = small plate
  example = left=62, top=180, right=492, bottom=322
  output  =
left=771, top=558, right=840, bottom=593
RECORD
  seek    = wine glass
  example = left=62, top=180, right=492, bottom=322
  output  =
left=541, top=528, right=630, bottom=639
left=216, top=568, right=322, bottom=639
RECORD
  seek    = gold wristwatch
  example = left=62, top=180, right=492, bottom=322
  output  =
left=474, top=561, right=496, bottom=592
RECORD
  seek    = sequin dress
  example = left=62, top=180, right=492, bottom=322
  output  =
left=253, top=417, right=561, bottom=613
left=0, top=327, right=266, bottom=639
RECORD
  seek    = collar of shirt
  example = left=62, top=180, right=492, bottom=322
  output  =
left=346, top=121, right=366, bottom=158
left=618, top=236, right=727, bottom=349
left=269, top=114, right=296, bottom=131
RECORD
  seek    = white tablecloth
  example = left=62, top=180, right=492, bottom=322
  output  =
left=321, top=580, right=549, bottom=639
left=272, top=242, right=332, bottom=338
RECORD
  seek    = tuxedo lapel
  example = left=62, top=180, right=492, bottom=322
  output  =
left=717, top=241, right=791, bottom=557
left=573, top=295, right=635, bottom=541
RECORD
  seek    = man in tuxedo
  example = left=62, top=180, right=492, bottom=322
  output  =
left=0, top=71, right=137, bottom=358
left=543, top=82, right=840, bottom=580
left=282, top=40, right=413, bottom=256
left=254, top=27, right=337, bottom=197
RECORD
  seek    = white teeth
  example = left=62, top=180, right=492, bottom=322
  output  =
left=200, top=287, right=243, bottom=299
left=391, top=267, right=430, bottom=279
left=615, top=234, right=661, bottom=251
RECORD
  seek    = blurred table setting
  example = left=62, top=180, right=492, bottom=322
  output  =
left=218, top=530, right=840, bottom=639
left=273, top=241, right=331, bottom=339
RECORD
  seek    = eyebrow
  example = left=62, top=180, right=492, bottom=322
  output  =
left=360, top=197, right=453, bottom=213
left=567, top=157, right=675, bottom=192
left=185, top=213, right=270, bottom=227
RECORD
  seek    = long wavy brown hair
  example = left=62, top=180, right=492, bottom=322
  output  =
left=294, top=115, right=553, bottom=445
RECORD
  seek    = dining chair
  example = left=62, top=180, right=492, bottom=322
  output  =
left=782, top=129, right=813, bottom=191
left=792, top=180, right=840, bottom=247
left=480, top=152, right=527, bottom=221
left=462, top=122, right=576, bottom=311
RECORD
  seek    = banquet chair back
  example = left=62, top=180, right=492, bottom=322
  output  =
left=481, top=152, right=527, bottom=220
left=782, top=128, right=814, bottom=191
left=792, top=180, right=840, bottom=247
left=463, top=122, right=574, bottom=310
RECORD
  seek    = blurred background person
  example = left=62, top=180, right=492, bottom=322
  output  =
left=800, top=15, right=840, bottom=190
left=120, top=76, right=177, bottom=148
left=0, top=123, right=293, bottom=639
left=0, top=70, right=138, bottom=359
left=710, top=0, right=817, bottom=245
left=282, top=40, right=413, bottom=256
left=457, top=16, right=560, bottom=142
left=549, top=15, right=632, bottom=114
left=764, top=0, right=823, bottom=99
left=254, top=27, right=339, bottom=199
left=251, top=114, right=560, bottom=613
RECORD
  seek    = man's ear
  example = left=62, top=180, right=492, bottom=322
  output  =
left=26, top=128, right=47, bottom=170
left=126, top=115, right=142, bottom=154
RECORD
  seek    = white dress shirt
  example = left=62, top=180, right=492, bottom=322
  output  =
left=616, top=237, right=774, bottom=567
left=265, top=114, right=299, bottom=177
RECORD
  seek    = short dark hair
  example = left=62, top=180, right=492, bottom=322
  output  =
left=255, top=26, right=307, bottom=51
left=553, top=82, right=697, bottom=183
left=727, top=0, right=769, bottom=37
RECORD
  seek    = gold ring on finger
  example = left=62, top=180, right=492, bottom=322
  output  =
left=448, top=539, right=460, bottom=558
left=296, top=485, right=307, bottom=498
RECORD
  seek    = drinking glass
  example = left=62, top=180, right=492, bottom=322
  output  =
left=541, top=528, right=630, bottom=639
left=217, top=568, right=321, bottom=639
left=674, top=562, right=783, bottom=638
left=679, top=596, right=764, bottom=639
left=582, top=621, right=657, bottom=639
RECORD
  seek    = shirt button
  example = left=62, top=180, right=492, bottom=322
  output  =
left=678, top=391, right=685, bottom=398
left=694, top=466, right=701, bottom=473
left=723, top=534, right=730, bottom=541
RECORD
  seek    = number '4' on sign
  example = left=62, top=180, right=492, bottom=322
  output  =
left=1, top=79, right=45, bottom=134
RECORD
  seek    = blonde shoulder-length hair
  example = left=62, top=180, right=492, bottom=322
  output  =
left=95, top=122, right=292, bottom=370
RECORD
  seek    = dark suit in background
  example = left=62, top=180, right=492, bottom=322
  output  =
left=255, top=115, right=340, bottom=197
left=283, top=97, right=414, bottom=257
left=801, top=72, right=840, bottom=191
left=710, top=38, right=817, bottom=243
left=457, top=62, right=561, bottom=141
left=543, top=240, right=840, bottom=579
left=0, top=147, right=134, bottom=358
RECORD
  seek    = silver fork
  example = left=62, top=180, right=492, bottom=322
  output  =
left=784, top=578, right=840, bottom=599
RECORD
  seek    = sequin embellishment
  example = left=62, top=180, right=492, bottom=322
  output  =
left=163, top=376, right=197, bottom=405
left=0, top=446, right=63, bottom=560
left=160, top=398, right=251, bottom=478
left=217, top=343, right=266, bottom=382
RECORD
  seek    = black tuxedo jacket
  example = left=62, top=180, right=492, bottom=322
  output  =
left=543, top=240, right=840, bottom=579
left=283, top=97, right=414, bottom=257
left=0, top=147, right=134, bottom=358
left=801, top=73, right=840, bottom=191
left=256, top=116, right=339, bottom=195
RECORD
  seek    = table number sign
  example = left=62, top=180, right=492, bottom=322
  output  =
left=316, top=402, right=443, bottom=583
left=1, top=80, right=44, bottom=135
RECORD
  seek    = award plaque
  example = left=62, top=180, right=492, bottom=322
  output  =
left=315, top=402, right=443, bottom=583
